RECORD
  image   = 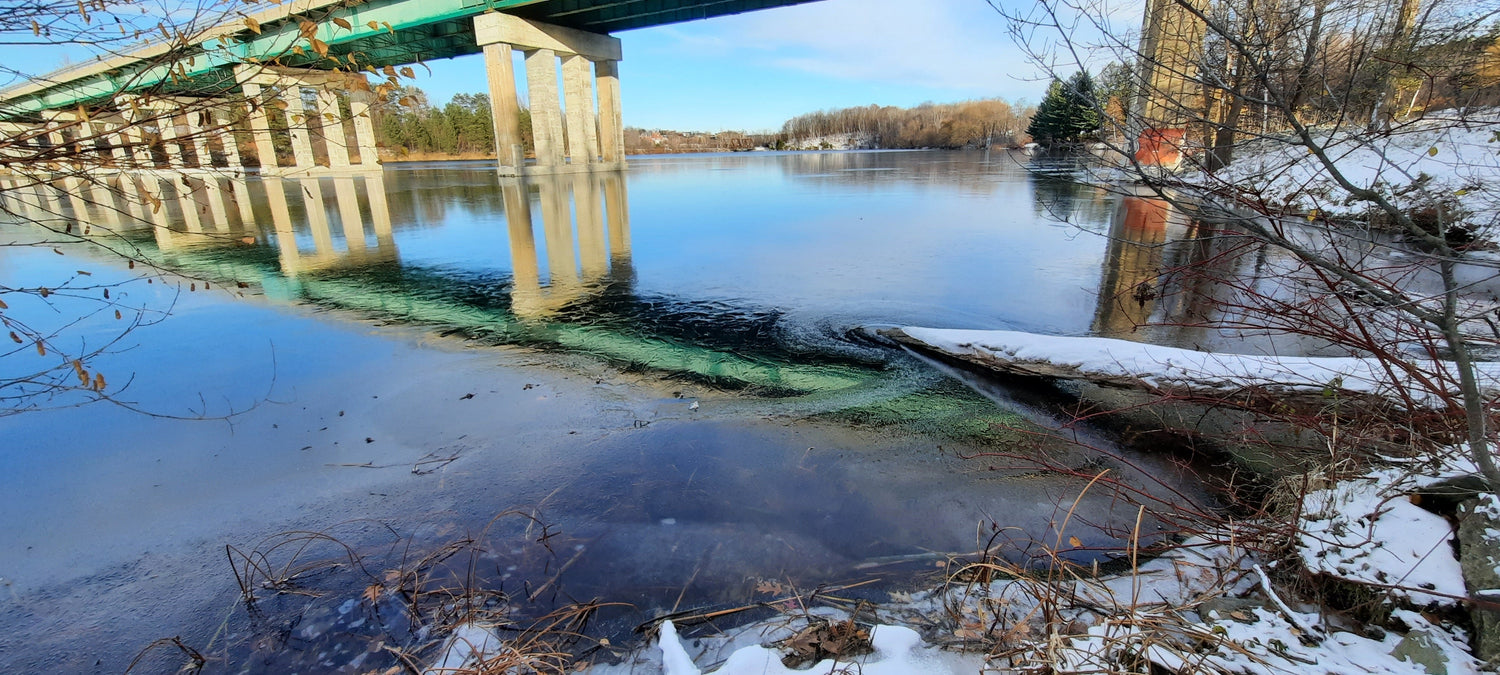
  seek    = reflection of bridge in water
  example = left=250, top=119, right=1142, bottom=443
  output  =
left=2, top=170, right=634, bottom=325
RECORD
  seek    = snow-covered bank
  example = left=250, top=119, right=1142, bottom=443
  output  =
left=885, top=326, right=1500, bottom=407
left=1182, top=112, right=1500, bottom=230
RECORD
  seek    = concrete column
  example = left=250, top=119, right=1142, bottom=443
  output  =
left=348, top=90, right=379, bottom=167
left=214, top=106, right=245, bottom=169
left=241, top=83, right=280, bottom=172
left=283, top=87, right=317, bottom=169
left=316, top=89, right=351, bottom=169
left=561, top=55, right=599, bottom=164
left=484, top=43, right=525, bottom=172
left=182, top=109, right=212, bottom=169
left=595, top=60, right=624, bottom=164
left=525, top=49, right=565, bottom=167
left=154, top=111, right=190, bottom=170
left=175, top=180, right=205, bottom=233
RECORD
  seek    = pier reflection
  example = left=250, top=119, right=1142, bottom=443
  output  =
left=1091, top=194, right=1242, bottom=349
left=503, top=172, right=632, bottom=320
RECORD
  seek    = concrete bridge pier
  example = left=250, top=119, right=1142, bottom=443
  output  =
left=502, top=171, right=631, bottom=319
left=476, top=14, right=625, bottom=176
left=234, top=66, right=381, bottom=176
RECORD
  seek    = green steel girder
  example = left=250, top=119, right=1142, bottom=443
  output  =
left=1, top=0, right=823, bottom=118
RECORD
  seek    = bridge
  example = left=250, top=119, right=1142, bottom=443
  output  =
left=0, top=0, right=822, bottom=177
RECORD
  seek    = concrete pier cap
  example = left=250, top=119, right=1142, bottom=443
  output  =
left=474, top=12, right=626, bottom=177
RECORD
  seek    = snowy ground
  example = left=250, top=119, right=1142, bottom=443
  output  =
left=1182, top=112, right=1500, bottom=232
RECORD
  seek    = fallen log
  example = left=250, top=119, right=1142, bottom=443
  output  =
left=881, top=326, right=1500, bottom=410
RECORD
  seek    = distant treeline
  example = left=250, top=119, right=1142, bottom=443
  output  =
left=370, top=88, right=1036, bottom=159
left=780, top=99, right=1035, bottom=149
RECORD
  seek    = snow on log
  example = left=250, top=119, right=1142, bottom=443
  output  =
left=884, top=327, right=1500, bottom=407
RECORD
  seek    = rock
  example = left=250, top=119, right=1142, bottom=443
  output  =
left=1456, top=495, right=1500, bottom=660
left=1196, top=596, right=1266, bottom=623
left=1391, top=629, right=1455, bottom=675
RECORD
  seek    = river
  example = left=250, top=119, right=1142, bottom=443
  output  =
left=0, top=150, right=1222, bottom=672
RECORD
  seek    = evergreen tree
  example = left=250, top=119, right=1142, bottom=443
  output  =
left=1026, top=70, right=1103, bottom=143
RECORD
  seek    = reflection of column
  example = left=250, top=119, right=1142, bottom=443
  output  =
left=602, top=171, right=630, bottom=260
left=1093, top=196, right=1169, bottom=338
left=317, top=90, right=351, bottom=169
left=501, top=178, right=542, bottom=317
left=60, top=176, right=91, bottom=224
left=300, top=178, right=334, bottom=255
left=348, top=90, right=380, bottom=168
left=364, top=174, right=393, bottom=242
left=561, top=55, right=599, bottom=164
left=285, top=88, right=317, bottom=169
left=484, top=43, right=524, bottom=172
left=177, top=180, right=205, bottom=233
left=264, top=179, right=301, bottom=273
left=229, top=178, right=257, bottom=229
left=573, top=174, right=607, bottom=278
left=332, top=177, right=365, bottom=250
left=525, top=49, right=565, bottom=167
left=595, top=60, right=624, bottom=164
left=242, top=83, right=280, bottom=172
left=201, top=177, right=231, bottom=231
left=537, top=176, right=577, bottom=287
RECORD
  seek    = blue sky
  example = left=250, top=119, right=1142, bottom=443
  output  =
left=415, top=0, right=1049, bottom=132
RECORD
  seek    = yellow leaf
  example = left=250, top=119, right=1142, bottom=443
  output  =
left=381, top=64, right=396, bottom=77
left=0, top=298, right=6, bottom=310
left=298, top=19, right=317, bottom=38
left=1427, top=146, right=1439, bottom=157
left=271, top=98, right=289, bottom=110
left=399, top=66, right=415, bottom=79
left=310, top=37, right=329, bottom=57
left=36, top=341, right=45, bottom=356
left=1068, top=536, right=1082, bottom=548
left=114, top=309, right=121, bottom=320
left=8, top=332, right=20, bottom=344
left=243, top=16, right=260, bottom=34
left=31, top=20, right=39, bottom=36
left=291, top=44, right=305, bottom=56
left=93, top=372, right=106, bottom=391
left=381, top=21, right=393, bottom=33
left=366, top=20, right=379, bottom=30
left=332, top=16, right=351, bottom=30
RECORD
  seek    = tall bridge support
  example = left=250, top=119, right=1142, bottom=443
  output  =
left=234, top=66, right=381, bottom=176
left=475, top=13, right=626, bottom=176
left=1131, top=0, right=1205, bottom=169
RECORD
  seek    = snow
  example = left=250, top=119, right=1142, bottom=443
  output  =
left=655, top=621, right=977, bottom=675
left=423, top=622, right=501, bottom=674
left=896, top=326, right=1500, bottom=406
left=1298, top=478, right=1467, bottom=605
left=1184, top=112, right=1500, bottom=229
